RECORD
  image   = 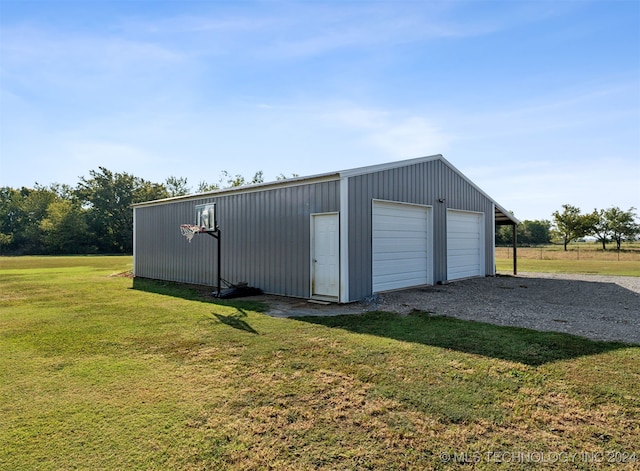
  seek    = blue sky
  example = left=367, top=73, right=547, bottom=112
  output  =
left=1, top=0, right=638, bottom=221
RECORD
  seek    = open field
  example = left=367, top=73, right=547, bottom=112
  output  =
left=496, top=244, right=640, bottom=276
left=1, top=256, right=639, bottom=469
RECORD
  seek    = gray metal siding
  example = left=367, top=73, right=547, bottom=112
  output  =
left=134, top=180, right=340, bottom=298
left=347, top=160, right=494, bottom=300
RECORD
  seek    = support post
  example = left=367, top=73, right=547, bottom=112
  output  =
left=206, top=228, right=221, bottom=297
left=512, top=224, right=518, bottom=275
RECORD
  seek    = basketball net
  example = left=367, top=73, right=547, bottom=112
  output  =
left=180, top=224, right=203, bottom=243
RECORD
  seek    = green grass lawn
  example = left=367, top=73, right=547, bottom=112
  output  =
left=496, top=244, right=640, bottom=276
left=496, top=258, right=640, bottom=277
left=1, top=256, right=639, bottom=470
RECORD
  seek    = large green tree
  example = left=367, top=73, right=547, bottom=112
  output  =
left=589, top=206, right=639, bottom=250
left=0, top=185, right=88, bottom=254
left=605, top=206, right=639, bottom=250
left=39, top=199, right=90, bottom=254
left=516, top=220, right=552, bottom=245
left=495, top=219, right=551, bottom=246
left=76, top=167, right=169, bottom=253
left=552, top=204, right=596, bottom=251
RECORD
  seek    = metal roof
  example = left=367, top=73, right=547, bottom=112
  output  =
left=133, top=154, right=520, bottom=225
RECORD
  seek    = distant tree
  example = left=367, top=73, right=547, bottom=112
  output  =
left=0, top=187, right=20, bottom=253
left=39, top=199, right=90, bottom=254
left=17, top=185, right=59, bottom=254
left=495, top=219, right=551, bottom=246
left=1, top=184, right=88, bottom=254
left=528, top=220, right=552, bottom=245
left=219, top=170, right=264, bottom=188
left=552, top=204, right=595, bottom=251
left=251, top=171, right=264, bottom=185
left=136, top=180, right=170, bottom=203
left=196, top=170, right=273, bottom=192
left=165, top=176, right=190, bottom=197
left=76, top=167, right=166, bottom=253
left=495, top=225, right=512, bottom=245
left=606, top=207, right=639, bottom=250
left=590, top=209, right=611, bottom=250
left=196, top=180, right=220, bottom=193
left=276, top=173, right=300, bottom=181
left=519, top=220, right=552, bottom=245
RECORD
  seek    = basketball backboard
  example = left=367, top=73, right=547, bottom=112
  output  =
left=195, top=203, right=217, bottom=231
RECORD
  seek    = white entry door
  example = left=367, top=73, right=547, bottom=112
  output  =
left=447, top=210, right=484, bottom=281
left=311, top=213, right=340, bottom=299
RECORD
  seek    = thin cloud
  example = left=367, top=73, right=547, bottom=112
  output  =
left=111, top=2, right=533, bottom=61
left=68, top=140, right=154, bottom=168
left=1, top=25, right=185, bottom=79
left=120, top=14, right=280, bottom=35
left=324, top=105, right=453, bottom=158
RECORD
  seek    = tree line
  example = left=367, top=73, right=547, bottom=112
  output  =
left=2, top=167, right=638, bottom=255
left=496, top=204, right=639, bottom=250
left=0, top=167, right=270, bottom=255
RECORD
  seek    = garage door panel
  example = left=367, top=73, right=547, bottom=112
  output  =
left=374, top=239, right=427, bottom=252
left=374, top=251, right=428, bottom=262
left=378, top=267, right=427, bottom=282
left=448, top=238, right=476, bottom=249
left=374, top=258, right=427, bottom=272
left=375, top=219, right=427, bottom=231
left=447, top=246, right=479, bottom=255
left=373, top=201, right=432, bottom=292
left=374, top=231, right=426, bottom=240
left=375, top=273, right=429, bottom=287
left=448, top=254, right=480, bottom=265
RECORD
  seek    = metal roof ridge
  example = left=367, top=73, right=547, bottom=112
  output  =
left=338, top=154, right=443, bottom=178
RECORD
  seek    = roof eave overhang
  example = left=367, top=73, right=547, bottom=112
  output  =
left=495, top=205, right=520, bottom=225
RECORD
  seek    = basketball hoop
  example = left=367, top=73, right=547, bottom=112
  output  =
left=180, top=224, right=204, bottom=242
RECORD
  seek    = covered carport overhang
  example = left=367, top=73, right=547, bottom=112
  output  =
left=495, top=204, right=520, bottom=275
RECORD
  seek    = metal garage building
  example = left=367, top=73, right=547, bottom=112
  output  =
left=133, top=155, right=519, bottom=303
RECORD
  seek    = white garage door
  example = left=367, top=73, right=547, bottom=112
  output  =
left=372, top=200, right=431, bottom=292
left=447, top=210, right=484, bottom=281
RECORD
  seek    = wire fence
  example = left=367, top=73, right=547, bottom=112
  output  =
left=495, top=246, right=640, bottom=262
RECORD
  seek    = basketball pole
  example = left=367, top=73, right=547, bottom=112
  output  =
left=206, top=226, right=221, bottom=297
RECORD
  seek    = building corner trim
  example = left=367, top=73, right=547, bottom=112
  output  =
left=339, top=176, right=349, bottom=303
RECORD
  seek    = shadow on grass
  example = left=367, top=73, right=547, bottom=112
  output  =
left=211, top=309, right=259, bottom=334
left=131, top=277, right=268, bottom=313
left=295, top=311, right=631, bottom=366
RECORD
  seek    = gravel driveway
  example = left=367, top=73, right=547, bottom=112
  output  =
left=265, top=273, right=640, bottom=345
